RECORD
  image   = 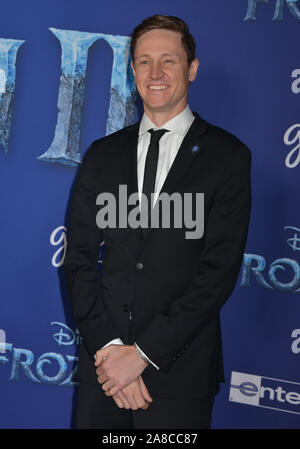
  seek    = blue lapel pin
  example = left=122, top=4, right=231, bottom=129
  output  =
left=191, top=144, right=200, bottom=153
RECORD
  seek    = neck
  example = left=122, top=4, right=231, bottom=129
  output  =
left=144, top=102, right=187, bottom=128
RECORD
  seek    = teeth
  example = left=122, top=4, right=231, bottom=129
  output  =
left=149, top=85, right=168, bottom=90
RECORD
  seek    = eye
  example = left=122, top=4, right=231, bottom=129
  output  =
left=139, top=60, right=149, bottom=65
left=164, top=60, right=174, bottom=64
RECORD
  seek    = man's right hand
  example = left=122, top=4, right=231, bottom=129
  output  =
left=110, top=375, right=153, bottom=410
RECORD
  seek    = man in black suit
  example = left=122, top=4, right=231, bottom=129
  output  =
left=64, top=15, right=251, bottom=429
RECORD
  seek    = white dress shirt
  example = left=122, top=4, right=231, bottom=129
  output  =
left=101, top=105, right=195, bottom=369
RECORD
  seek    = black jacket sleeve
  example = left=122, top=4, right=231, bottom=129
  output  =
left=63, top=143, right=121, bottom=362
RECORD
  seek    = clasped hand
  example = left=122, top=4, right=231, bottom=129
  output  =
left=94, top=344, right=153, bottom=410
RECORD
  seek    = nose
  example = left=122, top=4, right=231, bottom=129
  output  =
left=149, top=61, right=164, bottom=79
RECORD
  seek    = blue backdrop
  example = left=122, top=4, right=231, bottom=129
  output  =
left=1, top=0, right=300, bottom=429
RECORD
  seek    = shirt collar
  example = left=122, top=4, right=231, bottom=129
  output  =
left=138, top=105, right=194, bottom=137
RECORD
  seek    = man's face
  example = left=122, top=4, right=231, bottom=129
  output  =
left=131, top=28, right=199, bottom=117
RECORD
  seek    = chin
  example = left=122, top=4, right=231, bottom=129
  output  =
left=148, top=101, right=168, bottom=109
left=145, top=98, right=172, bottom=110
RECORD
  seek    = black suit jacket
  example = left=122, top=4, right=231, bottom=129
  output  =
left=64, top=112, right=252, bottom=398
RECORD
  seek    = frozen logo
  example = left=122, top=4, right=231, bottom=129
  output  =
left=0, top=322, right=81, bottom=386
left=241, top=226, right=300, bottom=292
left=0, top=29, right=136, bottom=161
left=245, top=0, right=300, bottom=21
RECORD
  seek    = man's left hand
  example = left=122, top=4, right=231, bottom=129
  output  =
left=94, top=344, right=149, bottom=396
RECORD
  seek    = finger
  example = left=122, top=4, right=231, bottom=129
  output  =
left=98, top=375, right=108, bottom=384
left=112, top=393, right=123, bottom=409
left=121, top=384, right=140, bottom=410
left=96, top=366, right=105, bottom=376
left=132, top=384, right=148, bottom=409
left=134, top=392, right=148, bottom=410
left=139, top=376, right=153, bottom=402
left=97, top=374, right=109, bottom=385
left=124, top=391, right=138, bottom=410
left=106, top=384, right=122, bottom=396
left=117, top=390, right=131, bottom=409
left=95, top=367, right=104, bottom=377
left=96, top=370, right=109, bottom=383
left=94, top=351, right=103, bottom=366
left=94, top=350, right=109, bottom=366
left=102, top=380, right=115, bottom=394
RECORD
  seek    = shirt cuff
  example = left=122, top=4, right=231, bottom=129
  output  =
left=94, top=338, right=124, bottom=360
left=134, top=342, right=159, bottom=370
left=102, top=338, right=124, bottom=348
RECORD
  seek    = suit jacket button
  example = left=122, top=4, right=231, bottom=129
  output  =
left=123, top=304, right=129, bottom=312
left=136, top=262, right=143, bottom=270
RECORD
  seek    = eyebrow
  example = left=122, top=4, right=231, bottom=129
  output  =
left=135, top=53, right=180, bottom=60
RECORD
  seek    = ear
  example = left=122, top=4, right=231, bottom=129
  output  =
left=130, top=60, right=136, bottom=78
left=188, top=58, right=199, bottom=82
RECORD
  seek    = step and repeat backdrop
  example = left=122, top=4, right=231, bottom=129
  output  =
left=0, top=0, right=299, bottom=429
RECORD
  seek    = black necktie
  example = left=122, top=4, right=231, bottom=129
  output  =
left=140, top=128, right=169, bottom=236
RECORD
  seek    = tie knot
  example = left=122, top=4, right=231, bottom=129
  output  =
left=148, top=128, right=169, bottom=145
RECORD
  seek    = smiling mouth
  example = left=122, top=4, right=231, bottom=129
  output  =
left=148, top=84, right=169, bottom=90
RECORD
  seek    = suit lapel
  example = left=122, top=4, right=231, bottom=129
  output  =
left=140, top=112, right=207, bottom=243
left=119, top=111, right=207, bottom=246
left=120, top=122, right=140, bottom=207
left=158, top=112, right=207, bottom=197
